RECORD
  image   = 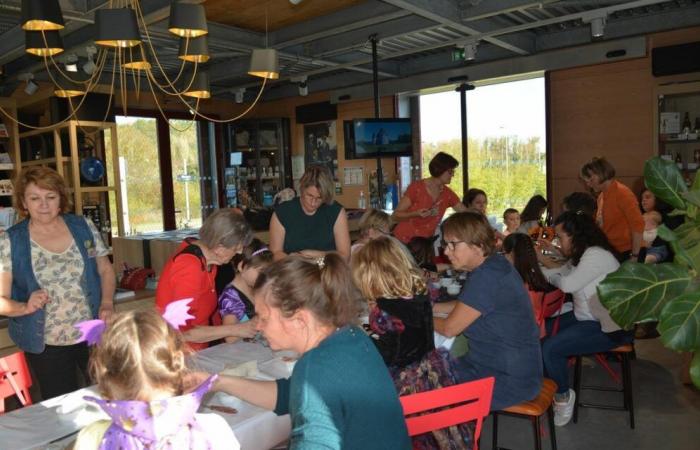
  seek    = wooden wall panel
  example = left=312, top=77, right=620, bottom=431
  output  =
left=548, top=26, right=700, bottom=216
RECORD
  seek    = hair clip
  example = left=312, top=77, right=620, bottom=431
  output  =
left=316, top=256, right=326, bottom=269
left=251, top=247, right=269, bottom=257
left=575, top=210, right=585, bottom=216
left=75, top=298, right=194, bottom=346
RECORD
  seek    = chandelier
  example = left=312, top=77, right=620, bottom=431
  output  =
left=0, top=0, right=280, bottom=129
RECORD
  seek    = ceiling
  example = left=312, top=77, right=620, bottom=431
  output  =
left=0, top=0, right=699, bottom=105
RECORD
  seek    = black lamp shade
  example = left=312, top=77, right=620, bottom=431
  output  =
left=122, top=45, right=151, bottom=70
left=25, top=30, right=64, bottom=56
left=178, top=36, right=210, bottom=63
left=183, top=71, right=211, bottom=99
left=169, top=3, right=208, bottom=38
left=21, top=0, right=64, bottom=31
left=95, top=8, right=141, bottom=48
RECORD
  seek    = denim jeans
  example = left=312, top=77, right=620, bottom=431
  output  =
left=541, top=312, right=633, bottom=394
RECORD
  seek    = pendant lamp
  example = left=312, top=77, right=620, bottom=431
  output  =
left=248, top=49, right=279, bottom=79
left=178, top=36, right=210, bottom=63
left=54, top=81, right=86, bottom=98
left=25, top=30, right=64, bottom=56
left=95, top=8, right=141, bottom=48
left=169, top=3, right=208, bottom=38
left=122, top=45, right=152, bottom=70
left=183, top=71, right=211, bottom=99
left=21, top=0, right=64, bottom=31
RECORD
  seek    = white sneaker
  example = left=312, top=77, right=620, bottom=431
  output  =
left=553, top=389, right=576, bottom=427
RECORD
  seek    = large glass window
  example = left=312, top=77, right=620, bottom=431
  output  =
left=420, top=76, right=547, bottom=227
left=170, top=119, right=203, bottom=229
left=108, top=116, right=164, bottom=234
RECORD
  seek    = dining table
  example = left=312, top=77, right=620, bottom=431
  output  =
left=0, top=341, right=293, bottom=450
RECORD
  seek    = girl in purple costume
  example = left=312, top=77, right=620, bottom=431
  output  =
left=218, top=239, right=273, bottom=342
left=73, top=309, right=239, bottom=450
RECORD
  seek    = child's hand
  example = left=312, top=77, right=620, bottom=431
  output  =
left=234, top=319, right=258, bottom=339
left=184, top=371, right=213, bottom=392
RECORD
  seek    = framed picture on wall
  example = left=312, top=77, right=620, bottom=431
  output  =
left=304, top=121, right=338, bottom=179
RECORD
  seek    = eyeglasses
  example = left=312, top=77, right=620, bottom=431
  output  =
left=303, top=192, right=323, bottom=204
left=442, top=240, right=466, bottom=251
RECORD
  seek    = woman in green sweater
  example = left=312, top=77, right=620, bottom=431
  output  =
left=197, top=253, right=410, bottom=449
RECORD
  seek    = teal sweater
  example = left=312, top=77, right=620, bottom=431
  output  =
left=275, top=326, right=411, bottom=450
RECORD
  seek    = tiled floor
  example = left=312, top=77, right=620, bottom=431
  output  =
left=483, top=338, right=700, bottom=450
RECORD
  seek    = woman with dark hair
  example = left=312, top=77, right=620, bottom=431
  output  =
left=393, top=152, right=467, bottom=244
left=580, top=157, right=644, bottom=262
left=503, top=233, right=569, bottom=338
left=538, top=210, right=633, bottom=427
left=463, top=188, right=488, bottom=215
left=562, top=191, right=597, bottom=217
left=433, top=212, right=542, bottom=411
left=516, top=195, right=548, bottom=234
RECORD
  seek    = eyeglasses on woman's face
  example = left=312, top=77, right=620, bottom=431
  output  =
left=442, top=239, right=467, bottom=251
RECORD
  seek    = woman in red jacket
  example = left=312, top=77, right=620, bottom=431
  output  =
left=156, top=209, right=253, bottom=351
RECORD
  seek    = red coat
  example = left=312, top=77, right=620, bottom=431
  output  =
left=156, top=239, right=219, bottom=351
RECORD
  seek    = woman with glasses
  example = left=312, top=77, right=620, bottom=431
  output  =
left=433, top=211, right=543, bottom=411
left=393, top=152, right=467, bottom=244
left=270, top=165, right=351, bottom=261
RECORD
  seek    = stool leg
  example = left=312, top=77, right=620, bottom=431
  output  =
left=621, top=352, right=635, bottom=429
left=533, top=416, right=542, bottom=450
left=573, top=355, right=582, bottom=424
left=492, top=413, right=499, bottom=450
left=547, top=405, right=557, bottom=450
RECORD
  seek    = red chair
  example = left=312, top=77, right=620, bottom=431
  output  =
left=0, top=351, right=33, bottom=413
left=399, top=377, right=494, bottom=449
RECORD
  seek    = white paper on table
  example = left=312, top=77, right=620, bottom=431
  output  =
left=434, top=332, right=455, bottom=350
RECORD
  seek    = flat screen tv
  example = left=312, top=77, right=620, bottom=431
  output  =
left=350, top=118, right=413, bottom=159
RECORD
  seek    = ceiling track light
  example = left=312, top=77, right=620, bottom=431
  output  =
left=464, top=42, right=478, bottom=61
left=590, top=16, right=606, bottom=38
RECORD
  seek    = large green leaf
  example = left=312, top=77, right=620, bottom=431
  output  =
left=658, top=224, right=699, bottom=272
left=691, top=352, right=700, bottom=389
left=598, top=262, right=692, bottom=328
left=644, top=157, right=688, bottom=210
left=658, top=290, right=700, bottom=351
left=673, top=221, right=700, bottom=273
left=684, top=190, right=700, bottom=208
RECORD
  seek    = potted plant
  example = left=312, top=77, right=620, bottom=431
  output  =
left=598, top=156, right=700, bottom=388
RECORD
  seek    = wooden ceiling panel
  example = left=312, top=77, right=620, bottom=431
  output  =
left=203, top=0, right=367, bottom=32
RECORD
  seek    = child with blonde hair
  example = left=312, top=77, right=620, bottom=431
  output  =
left=73, top=309, right=239, bottom=450
left=351, top=208, right=392, bottom=255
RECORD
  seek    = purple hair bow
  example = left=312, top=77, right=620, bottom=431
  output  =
left=75, top=298, right=195, bottom=346
left=84, top=375, right=218, bottom=450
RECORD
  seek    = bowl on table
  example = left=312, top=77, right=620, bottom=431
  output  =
left=440, top=277, right=455, bottom=287
left=446, top=284, right=461, bottom=296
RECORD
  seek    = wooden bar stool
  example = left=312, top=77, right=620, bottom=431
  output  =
left=491, top=378, right=557, bottom=450
left=572, top=343, right=635, bottom=429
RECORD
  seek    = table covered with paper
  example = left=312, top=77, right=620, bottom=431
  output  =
left=0, top=341, right=294, bottom=450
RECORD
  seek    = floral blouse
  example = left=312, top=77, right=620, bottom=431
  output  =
left=0, top=218, right=109, bottom=345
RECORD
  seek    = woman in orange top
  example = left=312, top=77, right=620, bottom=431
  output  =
left=156, top=209, right=253, bottom=351
left=393, top=152, right=467, bottom=244
left=580, top=157, right=644, bottom=262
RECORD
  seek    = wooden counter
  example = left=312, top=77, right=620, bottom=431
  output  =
left=0, top=290, right=156, bottom=357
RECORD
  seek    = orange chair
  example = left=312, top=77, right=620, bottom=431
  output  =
left=399, top=377, right=494, bottom=449
left=0, top=351, right=33, bottom=413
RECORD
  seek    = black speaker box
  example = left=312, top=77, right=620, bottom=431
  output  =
left=652, top=42, right=700, bottom=77
left=295, top=101, right=337, bottom=124
left=50, top=93, right=116, bottom=123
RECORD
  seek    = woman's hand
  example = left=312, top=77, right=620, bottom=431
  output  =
left=24, top=289, right=49, bottom=315
left=98, top=303, right=114, bottom=321
left=416, top=208, right=432, bottom=218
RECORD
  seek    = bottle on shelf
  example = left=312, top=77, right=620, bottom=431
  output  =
left=358, top=190, right=366, bottom=209
left=675, top=152, right=683, bottom=169
left=694, top=149, right=700, bottom=165
left=695, top=118, right=700, bottom=135
left=384, top=190, right=393, bottom=211
left=682, top=112, right=692, bottom=135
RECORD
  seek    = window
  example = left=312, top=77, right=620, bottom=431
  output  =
left=170, top=119, right=203, bottom=229
left=420, top=76, right=547, bottom=228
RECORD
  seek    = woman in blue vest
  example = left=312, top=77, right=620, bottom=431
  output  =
left=0, top=167, right=115, bottom=400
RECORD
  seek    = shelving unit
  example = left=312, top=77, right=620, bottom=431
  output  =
left=223, top=119, right=292, bottom=207
left=18, top=120, right=124, bottom=237
left=0, top=98, right=20, bottom=230
left=654, top=80, right=700, bottom=186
